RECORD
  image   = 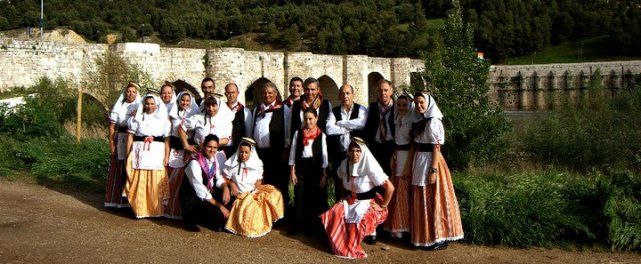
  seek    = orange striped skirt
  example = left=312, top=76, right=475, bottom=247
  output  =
left=225, top=184, right=284, bottom=238
left=411, top=158, right=464, bottom=247
left=105, top=156, right=129, bottom=208
left=124, top=156, right=169, bottom=218
left=321, top=195, right=388, bottom=259
left=383, top=175, right=411, bottom=235
left=164, top=166, right=185, bottom=219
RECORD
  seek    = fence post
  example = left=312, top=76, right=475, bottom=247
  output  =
left=76, top=87, right=82, bottom=143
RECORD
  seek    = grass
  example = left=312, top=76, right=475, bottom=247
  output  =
left=505, top=36, right=641, bottom=65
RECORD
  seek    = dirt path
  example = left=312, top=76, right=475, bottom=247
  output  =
left=0, top=180, right=639, bottom=264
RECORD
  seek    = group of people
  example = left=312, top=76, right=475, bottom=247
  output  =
left=104, top=76, right=464, bottom=259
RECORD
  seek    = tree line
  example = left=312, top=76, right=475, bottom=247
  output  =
left=0, top=0, right=639, bottom=62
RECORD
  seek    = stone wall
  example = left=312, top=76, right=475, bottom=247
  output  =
left=0, top=39, right=424, bottom=107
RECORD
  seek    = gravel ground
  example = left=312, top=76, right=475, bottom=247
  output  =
left=0, top=179, right=639, bottom=264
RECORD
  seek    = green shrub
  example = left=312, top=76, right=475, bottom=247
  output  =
left=604, top=170, right=641, bottom=251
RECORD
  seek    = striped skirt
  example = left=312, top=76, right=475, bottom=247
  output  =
left=321, top=195, right=388, bottom=259
left=124, top=156, right=169, bottom=218
left=225, top=184, right=284, bottom=238
left=411, top=158, right=464, bottom=247
left=164, top=166, right=185, bottom=219
left=104, top=156, right=129, bottom=208
left=383, top=175, right=411, bottom=235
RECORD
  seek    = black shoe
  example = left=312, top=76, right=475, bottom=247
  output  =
left=364, top=235, right=377, bottom=245
left=427, top=242, right=449, bottom=250
left=184, top=224, right=200, bottom=232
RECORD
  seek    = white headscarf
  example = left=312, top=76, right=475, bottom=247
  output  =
left=110, top=83, right=141, bottom=115
left=132, top=93, right=169, bottom=122
left=169, top=91, right=199, bottom=120
left=339, top=138, right=386, bottom=180
left=393, top=91, right=416, bottom=125
left=199, top=95, right=235, bottom=123
left=419, top=92, right=444, bottom=120
left=223, top=138, right=263, bottom=177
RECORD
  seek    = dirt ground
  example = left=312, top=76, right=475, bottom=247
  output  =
left=0, top=180, right=639, bottom=264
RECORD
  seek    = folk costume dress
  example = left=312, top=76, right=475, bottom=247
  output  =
left=124, top=94, right=171, bottom=218
left=320, top=140, right=390, bottom=259
left=383, top=99, right=415, bottom=237
left=179, top=150, right=228, bottom=230
left=105, top=88, right=140, bottom=208
left=224, top=142, right=285, bottom=238
left=165, top=91, right=199, bottom=219
left=410, top=94, right=463, bottom=247
left=288, top=127, right=329, bottom=235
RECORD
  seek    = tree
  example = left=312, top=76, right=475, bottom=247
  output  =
left=417, top=0, right=511, bottom=170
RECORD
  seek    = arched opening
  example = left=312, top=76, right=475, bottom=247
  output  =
left=318, top=75, right=340, bottom=107
left=368, top=72, right=384, bottom=104
left=172, top=80, right=201, bottom=102
left=245, top=77, right=274, bottom=110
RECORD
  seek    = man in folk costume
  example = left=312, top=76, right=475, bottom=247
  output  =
left=363, top=79, right=395, bottom=175
left=196, top=77, right=216, bottom=106
left=283, top=77, right=304, bottom=108
left=325, top=84, right=367, bottom=202
left=105, top=82, right=140, bottom=208
left=410, top=91, right=463, bottom=250
left=290, top=77, right=332, bottom=137
left=224, top=82, right=254, bottom=157
left=320, top=137, right=395, bottom=259
left=252, top=81, right=292, bottom=209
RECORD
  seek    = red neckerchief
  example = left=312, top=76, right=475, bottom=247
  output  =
left=302, top=126, right=321, bottom=146
left=284, top=97, right=295, bottom=107
left=229, top=102, right=244, bottom=113
left=301, top=94, right=323, bottom=111
left=256, top=101, right=283, bottom=118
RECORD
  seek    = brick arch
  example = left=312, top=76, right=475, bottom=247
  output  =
left=171, top=79, right=201, bottom=102
left=367, top=72, right=385, bottom=104
left=318, top=75, right=340, bottom=107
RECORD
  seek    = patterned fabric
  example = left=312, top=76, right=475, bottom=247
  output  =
left=410, top=157, right=464, bottom=247
left=124, top=156, right=170, bottom=218
left=320, top=194, right=388, bottom=259
left=164, top=166, right=185, bottom=219
left=104, top=157, right=129, bottom=208
left=225, top=184, right=284, bottom=238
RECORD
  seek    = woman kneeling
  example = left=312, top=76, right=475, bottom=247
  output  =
left=320, top=137, right=395, bottom=259
left=224, top=137, right=285, bottom=238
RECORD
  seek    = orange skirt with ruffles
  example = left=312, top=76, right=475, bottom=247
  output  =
left=124, top=156, right=169, bottom=218
left=225, top=184, right=284, bottom=238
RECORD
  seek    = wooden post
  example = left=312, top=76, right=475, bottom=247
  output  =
left=76, top=87, right=82, bottom=143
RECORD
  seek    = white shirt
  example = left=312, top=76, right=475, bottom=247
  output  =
left=224, top=162, right=263, bottom=193
left=288, top=130, right=329, bottom=168
left=394, top=112, right=413, bottom=145
left=184, top=113, right=233, bottom=146
left=374, top=101, right=394, bottom=143
left=185, top=153, right=227, bottom=201
left=325, top=104, right=367, bottom=152
left=228, top=102, right=254, bottom=141
left=109, top=101, right=137, bottom=128
left=252, top=101, right=291, bottom=148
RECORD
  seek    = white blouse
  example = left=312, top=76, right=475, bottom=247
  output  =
left=338, top=161, right=388, bottom=194
left=411, top=118, right=445, bottom=186
left=413, top=118, right=445, bottom=145
left=184, top=113, right=233, bottom=146
left=109, top=101, right=137, bottom=128
left=393, top=113, right=414, bottom=145
left=185, top=152, right=227, bottom=201
left=288, top=131, right=329, bottom=168
left=224, top=163, right=264, bottom=193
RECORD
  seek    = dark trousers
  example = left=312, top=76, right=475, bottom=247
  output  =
left=180, top=190, right=226, bottom=231
left=293, top=158, right=328, bottom=235
left=330, top=150, right=348, bottom=202
left=256, top=147, right=290, bottom=207
left=370, top=140, right=395, bottom=176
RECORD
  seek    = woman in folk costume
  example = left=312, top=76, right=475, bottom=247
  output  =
left=164, top=91, right=200, bottom=219
left=410, top=91, right=463, bottom=249
left=105, top=82, right=140, bottom=208
left=288, top=109, right=329, bottom=236
left=179, top=134, right=230, bottom=232
left=320, top=137, right=395, bottom=259
left=160, top=82, right=177, bottom=113
left=383, top=92, right=415, bottom=238
left=124, top=94, right=171, bottom=218
left=179, top=95, right=233, bottom=152
left=224, top=137, right=285, bottom=238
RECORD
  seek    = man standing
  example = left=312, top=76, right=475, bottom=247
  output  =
left=252, top=81, right=291, bottom=206
left=224, top=83, right=253, bottom=157
left=197, top=77, right=216, bottom=105
left=284, top=77, right=304, bottom=108
left=325, top=84, right=367, bottom=201
left=363, top=79, right=395, bottom=175
left=290, top=77, right=331, bottom=137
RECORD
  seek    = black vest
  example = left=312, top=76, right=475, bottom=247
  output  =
left=230, top=106, right=246, bottom=152
left=364, top=101, right=395, bottom=144
left=327, top=103, right=363, bottom=154
left=290, top=99, right=330, bottom=139
left=253, top=105, right=285, bottom=152
left=295, top=129, right=324, bottom=167
left=180, top=160, right=217, bottom=202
